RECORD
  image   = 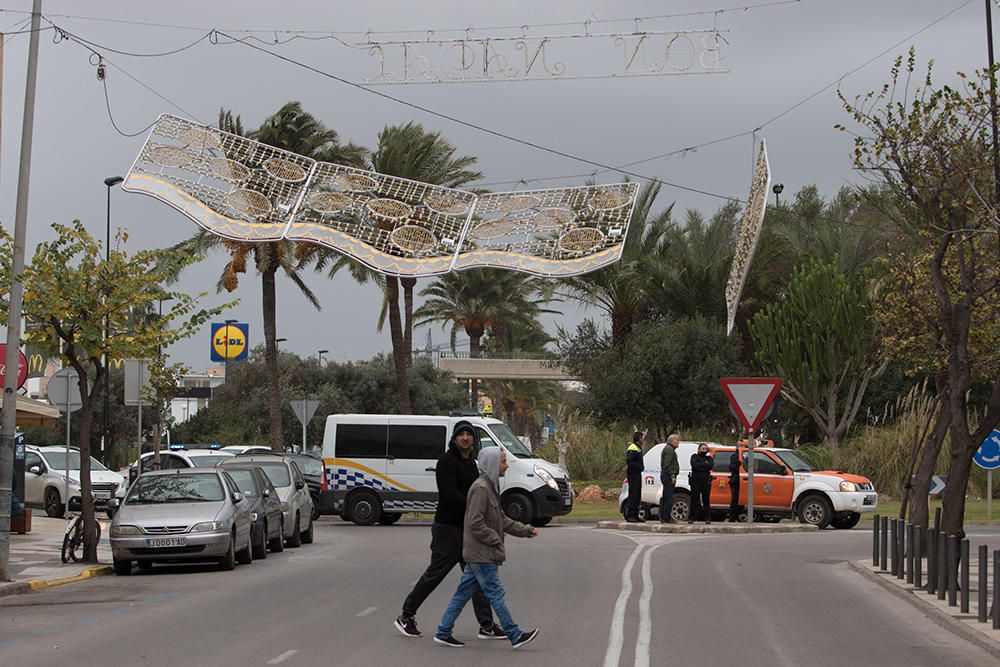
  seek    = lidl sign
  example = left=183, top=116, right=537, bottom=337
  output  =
left=211, top=322, right=249, bottom=362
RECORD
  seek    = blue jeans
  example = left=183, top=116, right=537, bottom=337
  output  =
left=437, top=562, right=523, bottom=643
left=659, top=474, right=674, bottom=521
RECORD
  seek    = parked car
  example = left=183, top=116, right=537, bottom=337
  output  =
left=285, top=453, right=324, bottom=521
left=24, top=445, right=125, bottom=518
left=109, top=468, right=253, bottom=575
left=228, top=454, right=314, bottom=547
left=123, top=449, right=236, bottom=484
left=216, top=462, right=285, bottom=558
left=222, top=445, right=273, bottom=456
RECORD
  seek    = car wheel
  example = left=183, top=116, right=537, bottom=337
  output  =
left=797, top=494, right=834, bottom=529
left=346, top=490, right=382, bottom=526
left=137, top=560, right=153, bottom=571
left=530, top=516, right=553, bottom=527
left=236, top=537, right=253, bottom=565
left=310, top=495, right=321, bottom=522
left=219, top=534, right=236, bottom=571
left=113, top=558, right=132, bottom=576
left=301, top=518, right=314, bottom=544
left=252, top=521, right=268, bottom=559
left=286, top=512, right=303, bottom=548
left=502, top=492, right=534, bottom=524
left=670, top=494, right=691, bottom=523
left=268, top=518, right=285, bottom=553
left=44, top=488, right=64, bottom=518
left=831, top=511, right=862, bottom=530
left=377, top=512, right=402, bottom=525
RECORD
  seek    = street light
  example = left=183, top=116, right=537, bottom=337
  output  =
left=275, top=338, right=287, bottom=345
left=318, top=349, right=329, bottom=367
left=102, top=175, right=123, bottom=465
left=771, top=183, right=784, bottom=207
left=224, top=318, right=237, bottom=381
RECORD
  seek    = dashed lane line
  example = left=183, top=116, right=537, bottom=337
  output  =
left=266, top=649, right=299, bottom=664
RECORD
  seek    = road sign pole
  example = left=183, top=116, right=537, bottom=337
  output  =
left=747, top=429, right=755, bottom=524
left=989, top=470, right=993, bottom=521
left=301, top=403, right=307, bottom=453
left=64, top=388, right=71, bottom=518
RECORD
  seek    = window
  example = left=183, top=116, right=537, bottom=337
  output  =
left=388, top=424, right=447, bottom=460
left=476, top=428, right=496, bottom=449
left=336, top=424, right=387, bottom=458
left=188, top=455, right=230, bottom=468
left=41, top=451, right=108, bottom=471
left=221, top=472, right=241, bottom=496
left=741, top=452, right=786, bottom=476
left=484, top=423, right=533, bottom=457
left=225, top=469, right=258, bottom=497
left=712, top=452, right=736, bottom=473
left=125, top=474, right=224, bottom=504
left=256, top=463, right=292, bottom=488
left=25, top=452, right=43, bottom=471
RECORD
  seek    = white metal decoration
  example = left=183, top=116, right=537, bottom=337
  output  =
left=725, top=139, right=770, bottom=336
left=123, top=114, right=639, bottom=278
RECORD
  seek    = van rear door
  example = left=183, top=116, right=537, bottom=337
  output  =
left=387, top=419, right=448, bottom=511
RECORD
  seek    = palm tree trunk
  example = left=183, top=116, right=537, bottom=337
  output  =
left=469, top=334, right=481, bottom=409
left=262, top=262, right=284, bottom=451
left=386, top=277, right=412, bottom=414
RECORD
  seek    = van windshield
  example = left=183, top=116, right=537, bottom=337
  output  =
left=773, top=450, right=815, bottom=472
left=485, top=423, right=533, bottom=458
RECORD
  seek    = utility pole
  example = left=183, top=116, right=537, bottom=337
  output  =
left=987, top=0, right=1000, bottom=217
left=1, top=0, right=43, bottom=582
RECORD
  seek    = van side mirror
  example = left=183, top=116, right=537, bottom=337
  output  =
left=28, top=465, right=42, bottom=475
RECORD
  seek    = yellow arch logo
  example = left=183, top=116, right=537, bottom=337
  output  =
left=212, top=324, right=247, bottom=360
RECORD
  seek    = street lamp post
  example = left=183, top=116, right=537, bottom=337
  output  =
left=224, top=318, right=237, bottom=382
left=771, top=183, right=784, bottom=207
left=103, top=176, right=123, bottom=465
left=318, top=349, right=329, bottom=367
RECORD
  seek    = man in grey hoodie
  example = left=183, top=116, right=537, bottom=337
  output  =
left=433, top=447, right=540, bottom=649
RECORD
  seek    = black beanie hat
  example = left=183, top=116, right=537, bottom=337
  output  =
left=453, top=421, right=476, bottom=437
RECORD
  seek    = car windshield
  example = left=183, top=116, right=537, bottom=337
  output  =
left=774, top=450, right=816, bottom=472
left=485, top=423, right=533, bottom=458
left=125, top=474, right=224, bottom=504
left=224, top=469, right=259, bottom=498
left=188, top=455, right=230, bottom=468
left=255, top=463, right=291, bottom=487
left=292, top=456, right=323, bottom=477
left=41, top=451, right=108, bottom=471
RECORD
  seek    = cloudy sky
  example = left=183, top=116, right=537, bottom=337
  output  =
left=0, top=0, right=989, bottom=370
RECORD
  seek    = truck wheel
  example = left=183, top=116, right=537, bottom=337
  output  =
left=502, top=492, right=535, bottom=524
left=831, top=511, right=861, bottom=530
left=530, top=516, right=552, bottom=527
left=670, top=494, right=690, bottom=523
left=346, top=490, right=382, bottom=526
left=797, top=494, right=833, bottom=529
left=377, top=512, right=402, bottom=525
left=45, top=488, right=64, bottom=518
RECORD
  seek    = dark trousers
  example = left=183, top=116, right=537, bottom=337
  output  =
left=689, top=480, right=711, bottom=522
left=727, top=477, right=741, bottom=521
left=401, top=522, right=494, bottom=627
left=659, top=474, right=675, bottom=521
left=626, top=472, right=642, bottom=519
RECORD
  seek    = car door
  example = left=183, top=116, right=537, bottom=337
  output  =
left=742, top=451, right=794, bottom=509
left=709, top=448, right=736, bottom=508
left=24, top=451, right=45, bottom=505
left=289, top=462, right=310, bottom=530
left=258, top=471, right=283, bottom=536
left=222, top=472, right=252, bottom=547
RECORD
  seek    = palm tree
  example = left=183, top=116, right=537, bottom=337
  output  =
left=174, top=103, right=364, bottom=450
left=415, top=268, right=549, bottom=407
left=309, top=122, right=482, bottom=413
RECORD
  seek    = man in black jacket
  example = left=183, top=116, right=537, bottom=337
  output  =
left=395, top=421, right=503, bottom=640
left=624, top=431, right=645, bottom=522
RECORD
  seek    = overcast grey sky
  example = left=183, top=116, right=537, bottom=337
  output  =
left=0, top=0, right=988, bottom=370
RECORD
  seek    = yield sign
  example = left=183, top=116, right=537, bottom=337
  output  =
left=720, top=377, right=782, bottom=433
left=290, top=399, right=320, bottom=425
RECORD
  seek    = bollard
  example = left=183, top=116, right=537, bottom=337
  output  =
left=914, top=525, right=923, bottom=589
left=933, top=506, right=941, bottom=534
left=897, top=522, right=906, bottom=580
left=906, top=523, right=914, bottom=584
left=979, top=545, right=988, bottom=623
left=947, top=535, right=958, bottom=607
left=890, top=519, right=899, bottom=577
left=873, top=514, right=880, bottom=566
left=880, top=516, right=889, bottom=571
left=994, top=550, right=1000, bottom=630
left=960, top=539, right=969, bottom=613
left=937, top=535, right=947, bottom=601
left=927, top=529, right=938, bottom=594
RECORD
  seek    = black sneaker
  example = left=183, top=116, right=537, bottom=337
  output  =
left=512, top=628, right=539, bottom=649
left=394, top=615, right=421, bottom=638
left=478, top=624, right=507, bottom=640
left=433, top=635, right=465, bottom=647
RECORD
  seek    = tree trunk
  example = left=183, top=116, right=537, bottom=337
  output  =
left=909, top=385, right=951, bottom=536
left=262, top=263, right=284, bottom=451
left=72, top=363, right=102, bottom=563
left=385, top=277, right=412, bottom=414
left=469, top=334, right=481, bottom=409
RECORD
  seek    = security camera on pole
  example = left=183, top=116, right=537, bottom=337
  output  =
left=720, top=378, right=782, bottom=524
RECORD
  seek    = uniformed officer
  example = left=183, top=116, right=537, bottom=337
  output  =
left=625, top=431, right=645, bottom=522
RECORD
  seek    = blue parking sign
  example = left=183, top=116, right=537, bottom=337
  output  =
left=973, top=430, right=1000, bottom=470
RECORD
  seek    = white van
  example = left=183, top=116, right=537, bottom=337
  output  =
left=320, top=414, right=573, bottom=527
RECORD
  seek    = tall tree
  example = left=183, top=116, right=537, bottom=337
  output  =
left=0, top=222, right=225, bottom=562
left=839, top=53, right=1000, bottom=535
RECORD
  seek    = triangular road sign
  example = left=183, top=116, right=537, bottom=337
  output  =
left=290, top=399, right=320, bottom=425
left=720, top=377, right=782, bottom=433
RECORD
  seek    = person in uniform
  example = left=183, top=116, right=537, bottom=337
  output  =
left=688, top=443, right=714, bottom=524
left=625, top=431, right=645, bottom=522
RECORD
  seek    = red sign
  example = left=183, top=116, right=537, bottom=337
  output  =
left=0, top=344, right=28, bottom=390
left=720, top=377, right=782, bottom=433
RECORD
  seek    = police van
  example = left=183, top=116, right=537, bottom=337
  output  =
left=319, top=414, right=573, bottom=527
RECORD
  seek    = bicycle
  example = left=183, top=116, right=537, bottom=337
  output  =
left=61, top=513, right=102, bottom=564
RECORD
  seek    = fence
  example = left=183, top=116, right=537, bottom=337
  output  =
left=872, top=509, right=998, bottom=627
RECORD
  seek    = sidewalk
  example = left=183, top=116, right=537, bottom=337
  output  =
left=596, top=520, right=817, bottom=534
left=0, top=516, right=113, bottom=598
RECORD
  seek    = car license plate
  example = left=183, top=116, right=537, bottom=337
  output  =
left=94, top=491, right=111, bottom=499
left=863, top=495, right=875, bottom=506
left=145, top=537, right=186, bottom=548
left=563, top=497, right=572, bottom=506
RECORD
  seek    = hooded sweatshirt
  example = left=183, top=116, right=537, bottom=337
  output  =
left=462, top=448, right=533, bottom=564
left=433, top=420, right=482, bottom=527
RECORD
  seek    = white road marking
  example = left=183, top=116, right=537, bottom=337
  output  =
left=266, top=649, right=299, bottom=664
left=356, top=606, right=378, bottom=617
left=603, top=544, right=644, bottom=667
left=633, top=544, right=662, bottom=667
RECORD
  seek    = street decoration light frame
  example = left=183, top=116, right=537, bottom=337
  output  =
left=725, top=139, right=770, bottom=336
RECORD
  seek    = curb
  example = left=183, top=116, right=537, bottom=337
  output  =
left=0, top=565, right=113, bottom=599
left=848, top=560, right=1000, bottom=660
left=595, top=520, right=818, bottom=534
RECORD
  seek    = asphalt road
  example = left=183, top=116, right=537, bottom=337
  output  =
left=1, top=522, right=998, bottom=666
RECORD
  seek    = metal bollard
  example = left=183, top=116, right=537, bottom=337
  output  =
left=897, top=523, right=906, bottom=580
left=906, top=523, right=914, bottom=584
left=890, top=520, right=899, bottom=576
left=937, top=535, right=947, bottom=601
left=927, top=530, right=938, bottom=594
left=979, top=545, right=988, bottom=623
left=880, top=516, right=889, bottom=571
left=994, top=550, right=1000, bottom=630
left=873, top=514, right=880, bottom=566
left=933, top=506, right=941, bottom=534
left=960, top=539, right=969, bottom=613
left=947, top=535, right=958, bottom=606
left=914, top=525, right=923, bottom=588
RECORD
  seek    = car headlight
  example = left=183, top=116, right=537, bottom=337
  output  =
left=250, top=512, right=259, bottom=522
left=534, top=465, right=558, bottom=490
left=280, top=502, right=290, bottom=512
left=112, top=524, right=142, bottom=536
left=840, top=481, right=857, bottom=493
left=191, top=521, right=225, bottom=532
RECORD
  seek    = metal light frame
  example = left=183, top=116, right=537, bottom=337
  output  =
left=725, top=139, right=770, bottom=336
